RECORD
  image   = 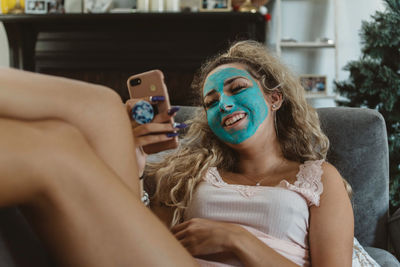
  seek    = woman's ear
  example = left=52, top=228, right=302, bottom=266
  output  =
left=268, top=91, right=283, bottom=111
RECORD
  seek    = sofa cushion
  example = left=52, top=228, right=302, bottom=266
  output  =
left=364, top=247, right=400, bottom=267
left=317, top=107, right=389, bottom=249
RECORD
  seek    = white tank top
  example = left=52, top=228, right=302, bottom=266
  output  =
left=184, top=160, right=325, bottom=266
left=184, top=160, right=380, bottom=267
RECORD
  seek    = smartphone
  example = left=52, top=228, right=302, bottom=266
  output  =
left=127, top=69, right=178, bottom=154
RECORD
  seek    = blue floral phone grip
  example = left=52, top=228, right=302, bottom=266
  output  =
left=131, top=100, right=155, bottom=124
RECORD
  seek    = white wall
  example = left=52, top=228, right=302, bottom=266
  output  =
left=267, top=0, right=383, bottom=107
left=0, top=22, right=9, bottom=67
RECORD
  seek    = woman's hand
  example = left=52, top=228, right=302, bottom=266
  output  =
left=171, top=218, right=244, bottom=256
left=173, top=218, right=301, bottom=267
left=125, top=98, right=182, bottom=176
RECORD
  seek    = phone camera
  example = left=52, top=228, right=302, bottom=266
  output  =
left=130, top=78, right=142, bottom=86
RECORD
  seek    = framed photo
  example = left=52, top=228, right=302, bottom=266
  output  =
left=47, top=0, right=65, bottom=13
left=199, top=0, right=231, bottom=11
left=299, top=75, right=327, bottom=94
left=25, top=0, right=48, bottom=13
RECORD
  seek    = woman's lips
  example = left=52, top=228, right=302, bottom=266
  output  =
left=222, top=112, right=247, bottom=128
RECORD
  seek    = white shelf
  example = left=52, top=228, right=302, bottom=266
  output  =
left=280, top=41, right=336, bottom=48
left=275, top=0, right=339, bottom=106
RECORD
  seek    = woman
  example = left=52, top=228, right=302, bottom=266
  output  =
left=135, top=40, right=354, bottom=266
left=0, top=40, right=377, bottom=266
left=133, top=41, right=379, bottom=266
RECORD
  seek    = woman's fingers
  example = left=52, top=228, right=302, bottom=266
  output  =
left=134, top=133, right=178, bottom=148
left=133, top=123, right=174, bottom=136
left=151, top=106, right=180, bottom=123
left=174, top=230, right=189, bottom=241
left=171, top=222, right=190, bottom=239
left=125, top=99, right=185, bottom=147
left=171, top=220, right=191, bottom=234
left=133, top=122, right=187, bottom=137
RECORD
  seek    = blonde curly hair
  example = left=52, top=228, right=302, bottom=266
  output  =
left=146, top=40, right=346, bottom=227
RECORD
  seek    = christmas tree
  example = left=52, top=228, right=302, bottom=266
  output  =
left=335, top=0, right=400, bottom=214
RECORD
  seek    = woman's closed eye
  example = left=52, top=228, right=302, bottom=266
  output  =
left=230, top=85, right=247, bottom=94
left=203, top=78, right=252, bottom=109
left=228, top=79, right=252, bottom=94
left=204, top=99, right=218, bottom=109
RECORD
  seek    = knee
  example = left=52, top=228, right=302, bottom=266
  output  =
left=83, top=85, right=124, bottom=114
left=67, top=85, right=128, bottom=128
left=96, top=87, right=127, bottom=117
left=90, top=85, right=122, bottom=107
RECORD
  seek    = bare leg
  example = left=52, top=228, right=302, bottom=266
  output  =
left=0, top=68, right=139, bottom=194
left=0, top=118, right=197, bottom=267
left=0, top=69, right=197, bottom=266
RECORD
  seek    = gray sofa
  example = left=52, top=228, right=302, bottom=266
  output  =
left=0, top=106, right=399, bottom=266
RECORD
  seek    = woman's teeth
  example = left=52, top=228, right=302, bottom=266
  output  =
left=225, top=114, right=245, bottom=126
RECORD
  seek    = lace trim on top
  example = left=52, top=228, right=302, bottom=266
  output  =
left=203, top=159, right=324, bottom=206
left=204, top=168, right=264, bottom=198
left=280, top=159, right=324, bottom=207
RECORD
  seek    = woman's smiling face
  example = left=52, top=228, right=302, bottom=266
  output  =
left=203, top=64, right=269, bottom=144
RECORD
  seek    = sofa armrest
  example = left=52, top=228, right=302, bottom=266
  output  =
left=389, top=208, right=400, bottom=259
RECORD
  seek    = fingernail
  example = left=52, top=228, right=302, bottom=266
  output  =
left=166, top=132, right=179, bottom=138
left=150, top=96, right=165, bottom=102
left=168, top=106, right=180, bottom=116
left=173, top=122, right=188, bottom=129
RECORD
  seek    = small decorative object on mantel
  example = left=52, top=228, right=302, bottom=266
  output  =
left=180, top=0, right=197, bottom=11
left=150, top=0, right=163, bottom=11
left=136, top=0, right=149, bottom=11
left=199, top=0, right=231, bottom=12
left=48, top=0, right=65, bottom=13
left=1, top=0, right=25, bottom=14
left=25, top=0, right=48, bottom=13
left=165, top=0, right=179, bottom=11
left=232, top=0, right=268, bottom=12
left=64, top=0, right=83, bottom=12
left=237, top=0, right=256, bottom=12
left=84, top=0, right=113, bottom=12
left=109, top=7, right=135, bottom=12
left=299, top=75, right=327, bottom=95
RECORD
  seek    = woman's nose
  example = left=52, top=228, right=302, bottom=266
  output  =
left=219, top=102, right=234, bottom=112
left=219, top=94, right=235, bottom=112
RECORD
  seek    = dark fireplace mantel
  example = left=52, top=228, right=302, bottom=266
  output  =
left=0, top=13, right=266, bottom=105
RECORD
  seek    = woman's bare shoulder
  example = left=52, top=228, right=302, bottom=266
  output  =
left=321, top=161, right=344, bottom=183
left=318, top=161, right=351, bottom=204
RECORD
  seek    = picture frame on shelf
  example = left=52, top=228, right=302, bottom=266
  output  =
left=300, top=75, right=327, bottom=95
left=47, top=0, right=65, bottom=13
left=199, top=0, right=231, bottom=11
left=25, top=0, right=48, bottom=13
left=84, top=0, right=113, bottom=13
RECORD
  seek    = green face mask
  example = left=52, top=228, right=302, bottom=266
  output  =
left=203, top=68, right=269, bottom=144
